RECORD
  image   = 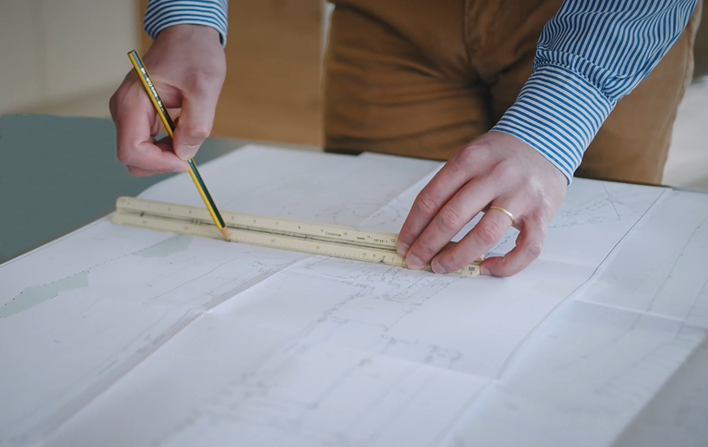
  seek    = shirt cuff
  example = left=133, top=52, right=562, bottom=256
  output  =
left=144, top=0, right=228, bottom=47
left=491, top=64, right=616, bottom=184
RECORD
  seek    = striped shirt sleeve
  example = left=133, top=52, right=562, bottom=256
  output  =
left=144, top=0, right=228, bottom=46
left=492, top=0, right=698, bottom=184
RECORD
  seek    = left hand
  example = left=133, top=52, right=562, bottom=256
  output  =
left=109, top=24, right=226, bottom=177
left=396, top=131, right=567, bottom=277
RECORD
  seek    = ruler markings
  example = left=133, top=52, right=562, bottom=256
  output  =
left=112, top=197, right=480, bottom=277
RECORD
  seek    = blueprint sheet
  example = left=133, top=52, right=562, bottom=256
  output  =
left=1, top=145, right=706, bottom=447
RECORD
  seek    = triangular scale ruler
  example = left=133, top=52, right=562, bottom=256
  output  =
left=112, top=196, right=481, bottom=277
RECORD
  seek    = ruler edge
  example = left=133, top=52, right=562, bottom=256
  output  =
left=113, top=196, right=481, bottom=277
left=116, top=196, right=399, bottom=247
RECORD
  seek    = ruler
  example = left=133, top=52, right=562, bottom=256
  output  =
left=112, top=197, right=481, bottom=277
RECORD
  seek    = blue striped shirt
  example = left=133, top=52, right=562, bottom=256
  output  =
left=145, top=0, right=698, bottom=183
left=493, top=0, right=698, bottom=183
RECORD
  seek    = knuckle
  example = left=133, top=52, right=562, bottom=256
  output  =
left=456, top=145, right=474, bottom=162
left=413, top=240, right=440, bottom=260
left=126, top=166, right=142, bottom=176
left=476, top=220, right=503, bottom=245
left=414, top=194, right=440, bottom=218
left=525, top=240, right=543, bottom=260
left=187, top=70, right=222, bottom=94
left=189, top=75, right=210, bottom=92
left=489, top=159, right=517, bottom=185
left=454, top=145, right=479, bottom=168
left=484, top=256, right=521, bottom=278
left=523, top=228, right=546, bottom=260
left=436, top=206, right=465, bottom=232
left=522, top=181, right=544, bottom=203
left=182, top=122, right=211, bottom=141
left=116, top=148, right=134, bottom=166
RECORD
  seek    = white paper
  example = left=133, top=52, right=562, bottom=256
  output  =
left=0, top=146, right=439, bottom=445
left=1, top=145, right=706, bottom=447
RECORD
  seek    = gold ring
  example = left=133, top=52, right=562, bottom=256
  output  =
left=489, top=205, right=515, bottom=225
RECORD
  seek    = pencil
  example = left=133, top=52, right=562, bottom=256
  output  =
left=127, top=50, right=230, bottom=241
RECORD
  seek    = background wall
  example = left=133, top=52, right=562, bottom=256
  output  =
left=0, top=0, right=706, bottom=187
left=0, top=0, right=138, bottom=116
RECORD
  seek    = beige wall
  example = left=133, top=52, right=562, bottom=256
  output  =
left=0, top=0, right=138, bottom=115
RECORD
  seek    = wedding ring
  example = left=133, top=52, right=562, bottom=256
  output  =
left=489, top=205, right=515, bottom=225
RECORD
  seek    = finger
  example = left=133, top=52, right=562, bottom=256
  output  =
left=125, top=139, right=189, bottom=175
left=113, top=82, right=189, bottom=174
left=172, top=87, right=218, bottom=160
left=153, top=109, right=182, bottom=136
left=168, top=109, right=182, bottom=122
left=109, top=71, right=137, bottom=121
left=404, top=178, right=497, bottom=270
left=486, top=205, right=516, bottom=227
left=126, top=136, right=183, bottom=176
left=430, top=205, right=514, bottom=274
left=127, top=166, right=160, bottom=177
left=480, top=219, right=545, bottom=277
left=397, top=155, right=484, bottom=256
left=154, top=135, right=175, bottom=152
left=118, top=141, right=189, bottom=175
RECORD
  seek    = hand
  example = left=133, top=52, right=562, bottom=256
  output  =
left=109, top=25, right=226, bottom=176
left=396, top=131, right=567, bottom=277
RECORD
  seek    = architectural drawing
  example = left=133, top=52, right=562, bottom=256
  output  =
left=1, top=146, right=706, bottom=447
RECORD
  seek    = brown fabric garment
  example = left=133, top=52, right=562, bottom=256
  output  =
left=323, top=0, right=702, bottom=184
left=577, top=0, right=703, bottom=184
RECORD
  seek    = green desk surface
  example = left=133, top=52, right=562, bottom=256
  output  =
left=0, top=114, right=252, bottom=264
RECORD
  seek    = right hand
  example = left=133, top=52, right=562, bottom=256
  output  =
left=109, top=24, right=226, bottom=176
left=396, top=131, right=567, bottom=277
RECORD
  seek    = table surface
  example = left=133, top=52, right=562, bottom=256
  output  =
left=0, top=114, right=319, bottom=265
left=2, top=115, right=707, bottom=447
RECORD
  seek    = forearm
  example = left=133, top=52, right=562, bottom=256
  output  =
left=492, top=0, right=699, bottom=183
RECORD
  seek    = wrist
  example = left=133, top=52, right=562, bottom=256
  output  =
left=491, top=66, right=615, bottom=185
left=143, top=0, right=229, bottom=47
left=157, top=24, right=222, bottom=45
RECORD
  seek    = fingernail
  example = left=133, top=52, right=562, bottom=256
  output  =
left=406, top=254, right=424, bottom=270
left=397, top=243, right=409, bottom=256
left=176, top=145, right=199, bottom=161
left=431, top=259, right=449, bottom=275
left=479, top=262, right=490, bottom=276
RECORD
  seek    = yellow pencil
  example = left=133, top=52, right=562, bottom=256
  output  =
left=127, top=50, right=230, bottom=241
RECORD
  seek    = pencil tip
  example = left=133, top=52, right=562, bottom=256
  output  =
left=219, top=227, right=230, bottom=241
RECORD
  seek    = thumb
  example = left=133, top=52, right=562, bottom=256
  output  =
left=172, top=91, right=218, bottom=160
